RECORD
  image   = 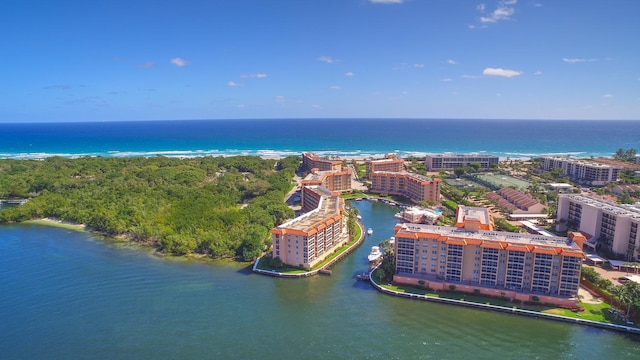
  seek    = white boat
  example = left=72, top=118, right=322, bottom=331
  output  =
left=357, top=215, right=362, bottom=219
left=368, top=246, right=382, bottom=262
left=367, top=228, right=373, bottom=235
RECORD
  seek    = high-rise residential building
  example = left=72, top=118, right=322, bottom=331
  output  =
left=425, top=154, right=499, bottom=171
left=365, top=153, right=404, bottom=178
left=271, top=185, right=348, bottom=269
left=539, top=156, right=622, bottom=185
left=393, top=206, right=584, bottom=307
left=302, top=168, right=352, bottom=192
left=302, top=152, right=343, bottom=172
left=370, top=171, right=441, bottom=204
left=556, top=194, right=640, bottom=261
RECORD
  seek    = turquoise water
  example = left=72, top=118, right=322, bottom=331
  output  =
left=2, top=119, right=640, bottom=159
left=1, top=201, right=639, bottom=359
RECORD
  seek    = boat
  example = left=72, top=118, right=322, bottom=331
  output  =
left=367, top=228, right=373, bottom=235
left=357, top=215, right=362, bottom=220
left=367, top=246, right=382, bottom=262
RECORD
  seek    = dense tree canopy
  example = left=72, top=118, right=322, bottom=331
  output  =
left=0, top=155, right=299, bottom=261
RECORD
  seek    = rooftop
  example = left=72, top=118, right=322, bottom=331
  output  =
left=562, top=194, right=640, bottom=220
left=275, top=186, right=342, bottom=233
left=396, top=222, right=579, bottom=251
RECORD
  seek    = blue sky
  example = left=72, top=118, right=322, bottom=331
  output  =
left=2, top=0, right=639, bottom=122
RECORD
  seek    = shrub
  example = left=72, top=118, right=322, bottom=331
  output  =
left=532, top=296, right=540, bottom=302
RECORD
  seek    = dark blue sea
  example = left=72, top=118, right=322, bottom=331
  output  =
left=1, top=118, right=639, bottom=159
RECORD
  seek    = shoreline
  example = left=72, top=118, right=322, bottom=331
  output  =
left=0, top=151, right=619, bottom=162
left=24, top=218, right=87, bottom=232
left=367, top=264, right=640, bottom=336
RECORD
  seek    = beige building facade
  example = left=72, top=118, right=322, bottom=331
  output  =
left=557, top=194, right=640, bottom=261
left=370, top=171, right=441, bottom=204
left=425, top=154, right=499, bottom=171
left=394, top=206, right=584, bottom=307
left=271, top=186, right=348, bottom=269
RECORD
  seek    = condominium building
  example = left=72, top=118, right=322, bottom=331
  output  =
left=365, top=153, right=404, bottom=178
left=302, top=168, right=352, bottom=192
left=370, top=171, right=441, bottom=204
left=302, top=152, right=343, bottom=172
left=556, top=194, right=640, bottom=261
left=394, top=206, right=584, bottom=307
left=271, top=185, right=348, bottom=269
left=425, top=154, right=499, bottom=171
left=539, top=156, right=622, bottom=185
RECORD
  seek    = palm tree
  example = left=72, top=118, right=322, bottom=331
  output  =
left=625, top=282, right=640, bottom=319
left=612, top=285, right=626, bottom=310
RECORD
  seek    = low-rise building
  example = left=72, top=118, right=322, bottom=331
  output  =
left=393, top=206, right=584, bottom=307
left=425, top=154, right=499, bottom=171
left=395, top=206, right=441, bottom=225
left=271, top=186, right=348, bottom=269
left=487, top=188, right=547, bottom=214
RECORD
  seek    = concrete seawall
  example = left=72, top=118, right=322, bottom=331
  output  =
left=367, top=264, right=640, bottom=336
left=253, top=220, right=366, bottom=278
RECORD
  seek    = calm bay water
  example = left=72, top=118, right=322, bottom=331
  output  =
left=1, top=201, right=639, bottom=359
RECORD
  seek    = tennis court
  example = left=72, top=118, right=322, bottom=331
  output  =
left=473, top=173, right=531, bottom=190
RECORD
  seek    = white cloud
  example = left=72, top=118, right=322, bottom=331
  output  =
left=170, top=57, right=189, bottom=67
left=413, top=64, right=425, bottom=68
left=462, top=74, right=480, bottom=79
left=240, top=73, right=268, bottom=78
left=318, top=56, right=336, bottom=64
left=534, top=70, right=542, bottom=75
left=603, top=93, right=614, bottom=98
left=477, top=1, right=517, bottom=24
left=562, top=57, right=598, bottom=63
left=227, top=81, right=244, bottom=87
left=440, top=78, right=453, bottom=82
left=483, top=67, right=522, bottom=77
left=481, top=7, right=515, bottom=23
left=311, top=104, right=322, bottom=109
left=447, top=59, right=457, bottom=65
left=345, top=72, right=355, bottom=77
left=369, top=0, right=404, bottom=3
left=275, top=95, right=285, bottom=103
left=329, top=85, right=341, bottom=90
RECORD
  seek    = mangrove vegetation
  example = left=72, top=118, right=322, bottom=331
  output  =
left=0, top=155, right=300, bottom=261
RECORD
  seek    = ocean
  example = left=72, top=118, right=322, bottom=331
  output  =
left=1, top=118, right=639, bottom=160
